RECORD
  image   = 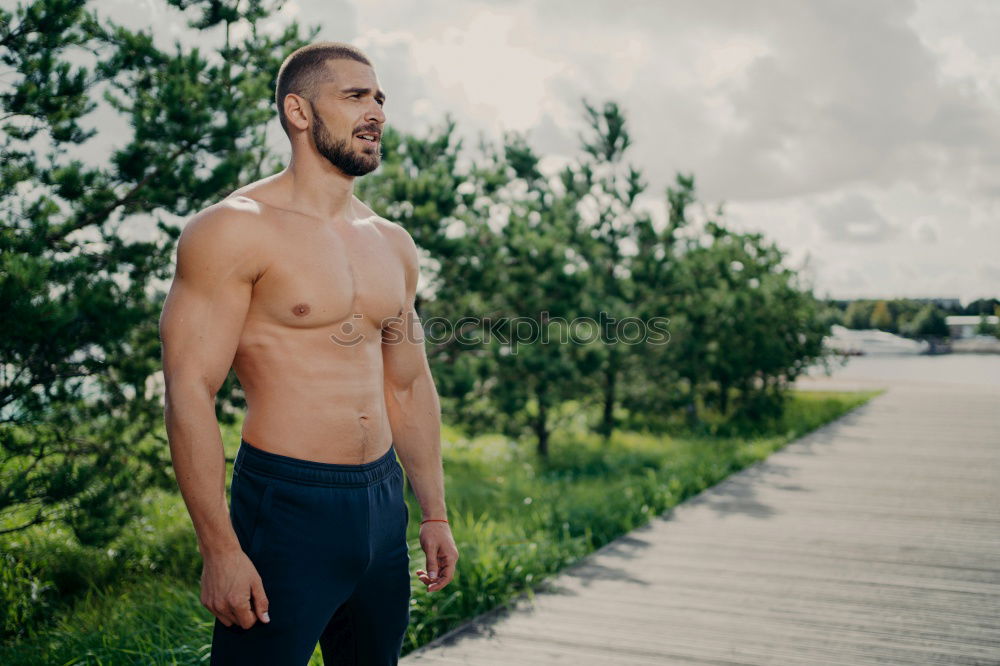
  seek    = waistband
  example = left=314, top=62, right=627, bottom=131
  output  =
left=235, top=438, right=400, bottom=487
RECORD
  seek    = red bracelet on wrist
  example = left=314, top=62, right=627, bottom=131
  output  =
left=420, top=518, right=449, bottom=525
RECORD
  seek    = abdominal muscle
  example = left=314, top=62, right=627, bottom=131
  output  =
left=233, top=318, right=393, bottom=465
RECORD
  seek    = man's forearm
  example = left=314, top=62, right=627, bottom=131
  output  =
left=385, top=371, right=447, bottom=520
left=164, top=384, right=241, bottom=556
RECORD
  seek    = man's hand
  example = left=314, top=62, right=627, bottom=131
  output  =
left=201, top=548, right=271, bottom=629
left=415, top=522, right=459, bottom=592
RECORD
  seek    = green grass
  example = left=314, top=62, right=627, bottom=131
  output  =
left=0, top=389, right=878, bottom=664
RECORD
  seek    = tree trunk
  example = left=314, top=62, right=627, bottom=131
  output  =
left=718, top=379, right=729, bottom=416
left=535, top=396, right=550, bottom=458
left=600, top=350, right=618, bottom=440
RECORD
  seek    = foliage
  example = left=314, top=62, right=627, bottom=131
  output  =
left=900, top=304, right=949, bottom=339
left=870, top=299, right=894, bottom=331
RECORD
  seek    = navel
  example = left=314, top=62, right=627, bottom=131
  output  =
left=291, top=302, right=311, bottom=317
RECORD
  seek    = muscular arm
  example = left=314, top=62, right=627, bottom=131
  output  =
left=381, top=227, right=446, bottom=521
left=159, top=206, right=259, bottom=557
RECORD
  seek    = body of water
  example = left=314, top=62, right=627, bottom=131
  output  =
left=804, top=353, right=1000, bottom=389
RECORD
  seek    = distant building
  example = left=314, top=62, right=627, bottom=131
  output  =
left=945, top=315, right=999, bottom=339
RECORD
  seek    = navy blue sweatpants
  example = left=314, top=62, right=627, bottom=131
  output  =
left=210, top=439, right=411, bottom=665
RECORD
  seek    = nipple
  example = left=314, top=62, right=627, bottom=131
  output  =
left=291, top=303, right=311, bottom=317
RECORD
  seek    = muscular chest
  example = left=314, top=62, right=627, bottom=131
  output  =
left=251, top=222, right=406, bottom=329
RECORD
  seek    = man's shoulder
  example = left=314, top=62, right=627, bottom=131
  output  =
left=376, top=218, right=418, bottom=268
left=175, top=197, right=269, bottom=261
left=211, top=194, right=270, bottom=219
left=357, top=200, right=416, bottom=256
left=370, top=214, right=410, bottom=242
left=184, top=196, right=267, bottom=232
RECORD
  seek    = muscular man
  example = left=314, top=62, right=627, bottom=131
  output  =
left=159, top=41, right=459, bottom=665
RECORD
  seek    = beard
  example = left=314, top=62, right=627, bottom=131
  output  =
left=310, top=104, right=381, bottom=177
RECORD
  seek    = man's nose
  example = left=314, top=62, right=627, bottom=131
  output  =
left=365, top=102, right=386, bottom=125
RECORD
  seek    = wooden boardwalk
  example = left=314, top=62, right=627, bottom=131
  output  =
left=402, top=378, right=1000, bottom=665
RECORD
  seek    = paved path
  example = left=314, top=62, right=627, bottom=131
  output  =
left=402, top=377, right=1000, bottom=665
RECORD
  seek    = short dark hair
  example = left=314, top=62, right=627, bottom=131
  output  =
left=275, top=42, right=372, bottom=136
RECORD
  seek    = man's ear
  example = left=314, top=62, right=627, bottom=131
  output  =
left=284, top=93, right=311, bottom=132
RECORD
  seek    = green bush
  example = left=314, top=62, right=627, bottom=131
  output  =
left=1, top=551, right=55, bottom=640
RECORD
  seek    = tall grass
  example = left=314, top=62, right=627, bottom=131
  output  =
left=0, top=389, right=877, bottom=664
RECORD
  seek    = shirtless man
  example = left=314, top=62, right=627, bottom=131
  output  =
left=158, top=42, right=458, bottom=665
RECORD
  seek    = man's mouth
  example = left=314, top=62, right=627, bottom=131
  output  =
left=355, top=133, right=379, bottom=144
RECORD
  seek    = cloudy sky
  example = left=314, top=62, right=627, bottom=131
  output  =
left=97, top=0, right=999, bottom=304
